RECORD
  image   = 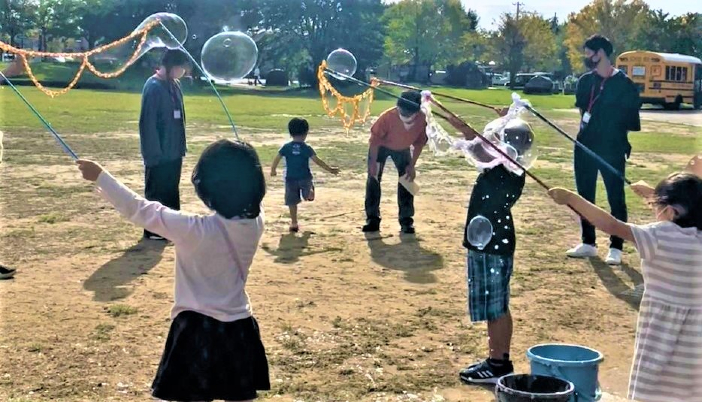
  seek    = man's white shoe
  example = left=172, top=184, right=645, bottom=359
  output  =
left=566, top=244, right=598, bottom=258
left=605, top=248, right=622, bottom=265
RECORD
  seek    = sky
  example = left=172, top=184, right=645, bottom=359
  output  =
left=383, top=0, right=702, bottom=30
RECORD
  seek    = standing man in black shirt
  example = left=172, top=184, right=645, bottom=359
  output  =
left=566, top=35, right=641, bottom=265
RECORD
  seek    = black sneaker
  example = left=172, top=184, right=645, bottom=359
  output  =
left=362, top=221, right=380, bottom=233
left=0, top=264, right=16, bottom=280
left=459, top=358, right=514, bottom=385
left=145, top=234, right=167, bottom=241
left=401, top=225, right=415, bottom=234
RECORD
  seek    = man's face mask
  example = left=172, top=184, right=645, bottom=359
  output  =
left=583, top=50, right=600, bottom=70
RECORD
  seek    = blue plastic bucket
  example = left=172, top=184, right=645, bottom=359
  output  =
left=495, top=374, right=575, bottom=402
left=527, top=344, right=604, bottom=402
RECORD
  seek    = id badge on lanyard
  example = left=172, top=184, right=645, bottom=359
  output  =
left=169, top=83, right=182, bottom=120
left=581, top=74, right=610, bottom=130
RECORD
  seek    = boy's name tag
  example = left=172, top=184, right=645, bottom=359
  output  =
left=174, top=110, right=182, bottom=119
left=582, top=112, right=591, bottom=124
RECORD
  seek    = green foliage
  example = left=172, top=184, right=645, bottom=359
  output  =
left=383, top=0, right=478, bottom=70
left=242, top=0, right=386, bottom=86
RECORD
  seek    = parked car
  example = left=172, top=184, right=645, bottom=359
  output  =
left=506, top=73, right=536, bottom=89
left=491, top=73, right=509, bottom=86
left=524, top=75, right=557, bottom=94
left=430, top=70, right=447, bottom=85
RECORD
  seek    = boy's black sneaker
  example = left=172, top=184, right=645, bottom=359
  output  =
left=459, top=358, right=514, bottom=384
left=362, top=220, right=380, bottom=233
left=0, top=264, right=16, bottom=280
left=401, top=225, right=415, bottom=234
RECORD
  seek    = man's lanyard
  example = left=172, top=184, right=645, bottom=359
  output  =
left=168, top=81, right=181, bottom=110
left=587, top=68, right=616, bottom=113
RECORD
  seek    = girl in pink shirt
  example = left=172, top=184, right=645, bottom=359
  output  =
left=77, top=140, right=269, bottom=402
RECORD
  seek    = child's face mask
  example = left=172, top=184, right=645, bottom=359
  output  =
left=655, top=205, right=679, bottom=222
left=399, top=112, right=417, bottom=128
left=170, top=66, right=186, bottom=79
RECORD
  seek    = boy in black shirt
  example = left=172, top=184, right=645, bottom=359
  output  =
left=567, top=35, right=641, bottom=265
left=446, top=114, right=530, bottom=384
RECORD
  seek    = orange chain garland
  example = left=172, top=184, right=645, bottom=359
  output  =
left=317, top=60, right=377, bottom=131
left=0, top=20, right=159, bottom=97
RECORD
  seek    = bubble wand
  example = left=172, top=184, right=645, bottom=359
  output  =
left=0, top=71, right=78, bottom=160
left=520, top=101, right=631, bottom=185
left=381, top=78, right=630, bottom=185
left=428, top=96, right=552, bottom=191
left=375, top=79, right=503, bottom=115
left=157, top=21, right=240, bottom=140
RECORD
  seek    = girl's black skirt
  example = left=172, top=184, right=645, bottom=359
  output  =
left=151, top=311, right=270, bottom=401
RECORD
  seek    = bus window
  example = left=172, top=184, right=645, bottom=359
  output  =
left=676, top=67, right=682, bottom=81
left=682, top=67, right=688, bottom=82
left=619, top=65, right=628, bottom=75
left=666, top=66, right=672, bottom=80
left=633, top=66, right=645, bottom=77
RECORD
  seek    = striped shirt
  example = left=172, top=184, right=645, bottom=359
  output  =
left=628, top=221, right=702, bottom=402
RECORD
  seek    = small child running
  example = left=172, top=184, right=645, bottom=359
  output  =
left=270, top=118, right=339, bottom=232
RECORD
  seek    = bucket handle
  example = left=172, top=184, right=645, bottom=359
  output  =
left=544, top=363, right=601, bottom=402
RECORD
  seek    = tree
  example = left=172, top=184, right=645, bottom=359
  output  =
left=0, top=0, right=33, bottom=47
left=519, top=12, right=558, bottom=72
left=383, top=0, right=477, bottom=79
left=564, top=0, right=649, bottom=73
left=634, top=10, right=702, bottom=58
left=491, top=13, right=525, bottom=88
left=242, top=0, right=386, bottom=86
left=31, top=0, right=85, bottom=51
left=673, top=13, right=702, bottom=58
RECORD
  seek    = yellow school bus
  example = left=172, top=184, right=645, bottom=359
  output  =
left=616, top=51, right=702, bottom=110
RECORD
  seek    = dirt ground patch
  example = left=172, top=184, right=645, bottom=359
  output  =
left=0, top=125, right=668, bottom=402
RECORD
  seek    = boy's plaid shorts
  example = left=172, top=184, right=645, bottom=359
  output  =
left=466, top=250, right=514, bottom=322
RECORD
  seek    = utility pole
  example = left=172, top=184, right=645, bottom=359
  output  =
left=513, top=1, right=524, bottom=20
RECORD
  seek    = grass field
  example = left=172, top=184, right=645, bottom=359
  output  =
left=0, top=81, right=700, bottom=401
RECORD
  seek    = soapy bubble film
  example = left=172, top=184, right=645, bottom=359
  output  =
left=201, top=32, right=258, bottom=82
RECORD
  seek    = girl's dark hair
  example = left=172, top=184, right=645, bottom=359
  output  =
left=161, top=49, right=190, bottom=81
left=192, top=140, right=266, bottom=219
left=653, top=172, right=702, bottom=230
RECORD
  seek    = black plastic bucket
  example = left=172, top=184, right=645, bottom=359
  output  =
left=496, top=374, right=575, bottom=402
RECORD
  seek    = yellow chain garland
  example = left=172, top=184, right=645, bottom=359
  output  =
left=317, top=60, right=377, bottom=131
left=0, top=20, right=159, bottom=97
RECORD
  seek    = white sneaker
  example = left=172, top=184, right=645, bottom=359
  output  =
left=605, top=248, right=622, bottom=265
left=566, top=244, right=598, bottom=258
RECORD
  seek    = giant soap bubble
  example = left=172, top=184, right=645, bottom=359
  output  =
left=501, top=118, right=537, bottom=169
left=89, top=12, right=187, bottom=73
left=135, top=13, right=188, bottom=56
left=326, top=48, right=357, bottom=78
left=201, top=32, right=258, bottom=83
left=467, top=215, right=493, bottom=250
